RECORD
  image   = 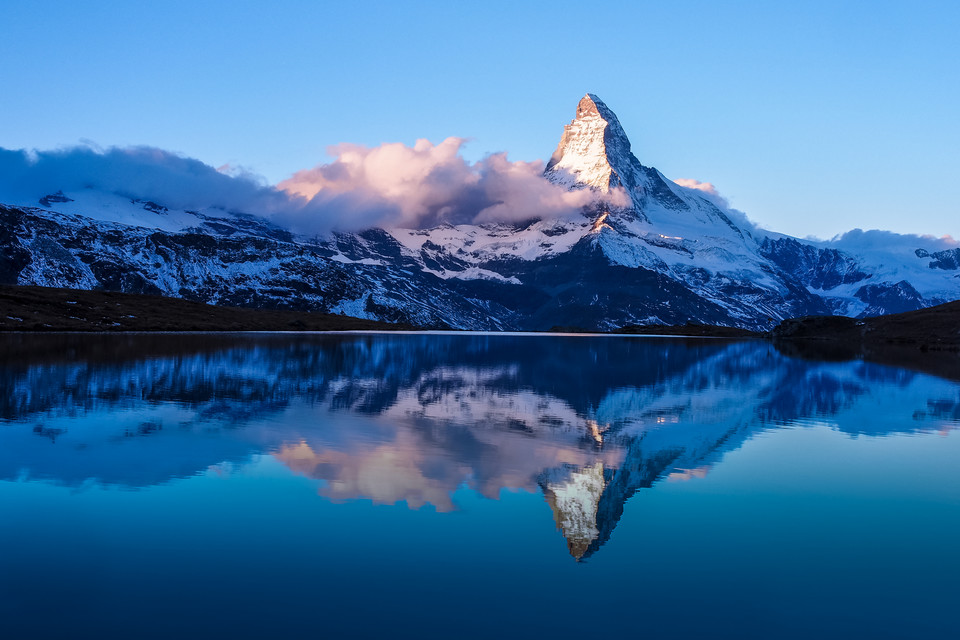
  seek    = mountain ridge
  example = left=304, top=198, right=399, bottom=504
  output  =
left=0, top=94, right=958, bottom=330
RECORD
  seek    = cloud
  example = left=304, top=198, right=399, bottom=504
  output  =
left=673, top=178, right=731, bottom=211
left=673, top=178, right=720, bottom=198
left=277, top=137, right=626, bottom=232
left=0, top=145, right=288, bottom=215
left=672, top=176, right=759, bottom=232
left=0, top=140, right=623, bottom=235
left=829, top=228, right=960, bottom=251
left=272, top=408, right=625, bottom=511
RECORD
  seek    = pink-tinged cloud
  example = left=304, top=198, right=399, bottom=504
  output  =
left=671, top=176, right=760, bottom=232
left=0, top=141, right=628, bottom=235
left=277, top=137, right=627, bottom=232
left=672, top=178, right=721, bottom=198
left=672, top=177, right=732, bottom=212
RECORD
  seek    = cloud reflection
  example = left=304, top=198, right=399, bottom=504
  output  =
left=0, top=333, right=957, bottom=559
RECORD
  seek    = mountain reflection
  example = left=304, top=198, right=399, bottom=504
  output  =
left=1, top=333, right=958, bottom=560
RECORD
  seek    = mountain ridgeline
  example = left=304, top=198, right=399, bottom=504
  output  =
left=1, top=94, right=958, bottom=330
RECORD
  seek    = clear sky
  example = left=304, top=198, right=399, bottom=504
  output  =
left=2, top=0, right=958, bottom=239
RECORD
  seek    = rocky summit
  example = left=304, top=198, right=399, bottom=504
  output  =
left=1, top=94, right=959, bottom=330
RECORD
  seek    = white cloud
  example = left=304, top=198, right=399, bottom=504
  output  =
left=278, top=137, right=626, bottom=232
left=0, top=145, right=287, bottom=214
left=672, top=177, right=721, bottom=198
left=1, top=140, right=623, bottom=234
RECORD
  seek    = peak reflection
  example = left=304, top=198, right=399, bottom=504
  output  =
left=1, top=333, right=957, bottom=559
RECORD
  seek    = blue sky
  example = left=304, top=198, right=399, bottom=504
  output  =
left=2, top=0, right=958, bottom=239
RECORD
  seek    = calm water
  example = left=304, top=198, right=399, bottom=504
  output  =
left=1, top=333, right=958, bottom=639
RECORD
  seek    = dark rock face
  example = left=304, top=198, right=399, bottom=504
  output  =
left=38, top=190, right=74, bottom=207
left=760, top=236, right=870, bottom=290
left=927, top=248, right=960, bottom=271
left=513, top=241, right=734, bottom=329
left=0, top=208, right=33, bottom=284
left=137, top=200, right=169, bottom=215
left=854, top=280, right=926, bottom=316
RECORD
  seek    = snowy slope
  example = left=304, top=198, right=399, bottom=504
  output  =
left=373, top=94, right=960, bottom=327
left=1, top=93, right=958, bottom=329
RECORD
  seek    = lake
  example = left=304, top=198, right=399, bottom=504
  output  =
left=1, top=332, right=958, bottom=639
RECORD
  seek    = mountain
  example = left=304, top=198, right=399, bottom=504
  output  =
left=1, top=94, right=958, bottom=329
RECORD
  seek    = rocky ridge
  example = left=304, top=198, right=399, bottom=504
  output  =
left=1, top=94, right=958, bottom=330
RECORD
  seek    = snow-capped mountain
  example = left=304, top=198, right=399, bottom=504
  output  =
left=1, top=94, right=958, bottom=328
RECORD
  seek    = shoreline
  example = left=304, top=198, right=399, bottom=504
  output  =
left=1, top=284, right=957, bottom=350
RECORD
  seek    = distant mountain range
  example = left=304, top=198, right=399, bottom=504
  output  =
left=2, top=94, right=959, bottom=329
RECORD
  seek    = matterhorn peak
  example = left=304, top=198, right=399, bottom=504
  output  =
left=544, top=93, right=640, bottom=192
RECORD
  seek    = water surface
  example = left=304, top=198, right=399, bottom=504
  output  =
left=1, top=333, right=958, bottom=638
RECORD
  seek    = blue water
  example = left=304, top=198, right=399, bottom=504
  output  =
left=1, top=333, right=958, bottom=638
